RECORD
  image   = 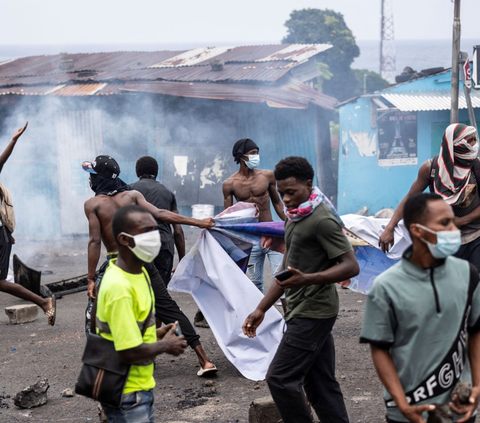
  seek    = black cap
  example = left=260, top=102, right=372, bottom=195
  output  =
left=82, top=155, right=121, bottom=179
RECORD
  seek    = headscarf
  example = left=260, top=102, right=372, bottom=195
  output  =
left=284, top=186, right=344, bottom=226
left=433, top=123, right=478, bottom=205
left=232, top=138, right=259, bottom=163
left=90, top=173, right=130, bottom=197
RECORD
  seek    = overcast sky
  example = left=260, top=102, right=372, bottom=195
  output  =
left=3, top=0, right=480, bottom=45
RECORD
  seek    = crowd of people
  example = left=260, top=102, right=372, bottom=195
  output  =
left=1, top=122, right=480, bottom=423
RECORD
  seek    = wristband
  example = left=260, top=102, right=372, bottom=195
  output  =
left=87, top=275, right=96, bottom=281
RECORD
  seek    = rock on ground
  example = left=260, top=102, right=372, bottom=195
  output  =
left=14, top=378, right=49, bottom=409
left=248, top=396, right=282, bottom=423
left=5, top=304, right=38, bottom=325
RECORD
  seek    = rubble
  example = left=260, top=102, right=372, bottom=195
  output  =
left=374, top=208, right=395, bottom=219
left=61, top=388, right=75, bottom=398
left=5, top=304, right=38, bottom=325
left=248, top=396, right=282, bottom=423
left=427, top=404, right=453, bottom=423
left=452, top=381, right=472, bottom=404
left=13, top=379, right=49, bottom=409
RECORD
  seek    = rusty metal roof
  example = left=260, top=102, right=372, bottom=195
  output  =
left=0, top=44, right=337, bottom=109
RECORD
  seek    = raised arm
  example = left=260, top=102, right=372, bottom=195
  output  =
left=84, top=200, right=102, bottom=301
left=132, top=191, right=214, bottom=228
left=379, top=160, right=431, bottom=253
left=267, top=171, right=286, bottom=221
left=0, top=122, right=28, bottom=174
left=222, top=179, right=234, bottom=210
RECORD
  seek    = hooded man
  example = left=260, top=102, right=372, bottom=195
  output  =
left=379, top=124, right=480, bottom=268
left=83, top=155, right=218, bottom=376
left=222, top=138, right=286, bottom=293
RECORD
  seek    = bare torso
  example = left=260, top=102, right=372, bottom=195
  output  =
left=86, top=191, right=139, bottom=252
left=223, top=169, right=274, bottom=222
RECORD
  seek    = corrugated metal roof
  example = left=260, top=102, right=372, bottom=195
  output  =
left=0, top=44, right=331, bottom=80
left=0, top=62, right=296, bottom=86
left=0, top=82, right=123, bottom=96
left=122, top=76, right=336, bottom=110
left=381, top=89, right=480, bottom=111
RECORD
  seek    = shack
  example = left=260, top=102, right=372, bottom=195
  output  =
left=0, top=45, right=337, bottom=237
left=337, top=66, right=480, bottom=215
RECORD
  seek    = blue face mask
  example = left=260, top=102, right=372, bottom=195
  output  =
left=417, top=224, right=461, bottom=259
left=244, top=154, right=260, bottom=169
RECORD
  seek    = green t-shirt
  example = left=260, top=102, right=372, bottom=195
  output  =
left=96, top=260, right=156, bottom=394
left=284, top=203, right=352, bottom=321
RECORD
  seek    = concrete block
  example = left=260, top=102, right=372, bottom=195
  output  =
left=14, top=378, right=49, bottom=409
left=248, top=396, right=283, bottom=423
left=5, top=304, right=38, bottom=325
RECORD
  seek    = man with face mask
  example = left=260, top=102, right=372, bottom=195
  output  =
left=83, top=155, right=218, bottom=376
left=361, top=193, right=480, bottom=423
left=379, top=124, right=480, bottom=269
left=95, top=205, right=188, bottom=421
left=222, top=138, right=286, bottom=294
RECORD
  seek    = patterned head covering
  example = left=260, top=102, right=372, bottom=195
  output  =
left=433, top=123, right=478, bottom=205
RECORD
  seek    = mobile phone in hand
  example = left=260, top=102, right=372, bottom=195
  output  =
left=174, top=320, right=182, bottom=337
left=275, top=269, right=293, bottom=282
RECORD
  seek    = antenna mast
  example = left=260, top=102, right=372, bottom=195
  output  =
left=380, top=0, right=396, bottom=82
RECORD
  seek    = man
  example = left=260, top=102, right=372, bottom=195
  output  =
left=223, top=138, right=286, bottom=293
left=0, top=122, right=56, bottom=325
left=83, top=155, right=217, bottom=376
left=379, top=124, right=480, bottom=268
left=361, top=193, right=480, bottom=423
left=129, top=156, right=184, bottom=286
left=96, top=205, right=187, bottom=421
left=243, top=156, right=359, bottom=423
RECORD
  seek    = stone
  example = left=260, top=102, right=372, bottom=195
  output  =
left=452, top=381, right=471, bottom=404
left=427, top=404, right=453, bottom=423
left=203, top=380, right=214, bottom=387
left=14, top=379, right=49, bottom=409
left=61, top=388, right=75, bottom=398
left=5, top=304, right=38, bottom=325
left=248, top=396, right=283, bottom=423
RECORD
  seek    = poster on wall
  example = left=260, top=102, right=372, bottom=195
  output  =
left=377, top=111, right=417, bottom=166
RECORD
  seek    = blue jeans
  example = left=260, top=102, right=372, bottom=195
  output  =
left=101, top=390, right=155, bottom=423
left=247, top=244, right=283, bottom=293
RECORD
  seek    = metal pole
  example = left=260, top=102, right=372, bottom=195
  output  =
left=451, top=0, right=461, bottom=123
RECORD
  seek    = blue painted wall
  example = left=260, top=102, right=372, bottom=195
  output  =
left=337, top=73, right=477, bottom=215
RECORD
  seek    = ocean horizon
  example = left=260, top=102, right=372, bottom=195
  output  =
left=0, top=38, right=478, bottom=79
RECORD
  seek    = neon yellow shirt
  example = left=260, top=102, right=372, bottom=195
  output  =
left=96, top=260, right=156, bottom=394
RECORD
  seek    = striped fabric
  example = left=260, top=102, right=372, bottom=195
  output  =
left=433, top=123, right=478, bottom=205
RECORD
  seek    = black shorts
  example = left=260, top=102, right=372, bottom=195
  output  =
left=0, top=226, right=12, bottom=279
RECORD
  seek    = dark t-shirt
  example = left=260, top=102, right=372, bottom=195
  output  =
left=129, top=177, right=178, bottom=254
left=284, top=203, right=352, bottom=321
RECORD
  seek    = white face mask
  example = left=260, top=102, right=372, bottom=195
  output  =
left=244, top=154, right=260, bottom=169
left=120, top=230, right=161, bottom=263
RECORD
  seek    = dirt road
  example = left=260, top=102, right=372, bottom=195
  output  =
left=0, top=229, right=386, bottom=422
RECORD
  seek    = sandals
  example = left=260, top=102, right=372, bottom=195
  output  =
left=197, top=365, right=218, bottom=377
left=45, top=294, right=56, bottom=326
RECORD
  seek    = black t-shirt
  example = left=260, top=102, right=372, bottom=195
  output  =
left=129, top=177, right=178, bottom=254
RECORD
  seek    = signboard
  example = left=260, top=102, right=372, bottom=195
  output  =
left=474, top=46, right=480, bottom=89
left=462, top=55, right=472, bottom=89
left=377, top=111, right=417, bottom=166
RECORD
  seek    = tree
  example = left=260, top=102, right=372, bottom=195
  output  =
left=352, top=69, right=390, bottom=97
left=282, top=8, right=360, bottom=101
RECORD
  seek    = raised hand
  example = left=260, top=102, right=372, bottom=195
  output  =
left=12, top=122, right=28, bottom=142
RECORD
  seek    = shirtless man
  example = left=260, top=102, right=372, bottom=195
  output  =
left=83, top=155, right=217, bottom=376
left=222, top=138, right=285, bottom=293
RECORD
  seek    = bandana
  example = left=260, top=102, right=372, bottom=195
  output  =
left=433, top=123, right=478, bottom=205
left=284, top=186, right=344, bottom=225
left=90, top=173, right=130, bottom=197
left=232, top=138, right=259, bottom=164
